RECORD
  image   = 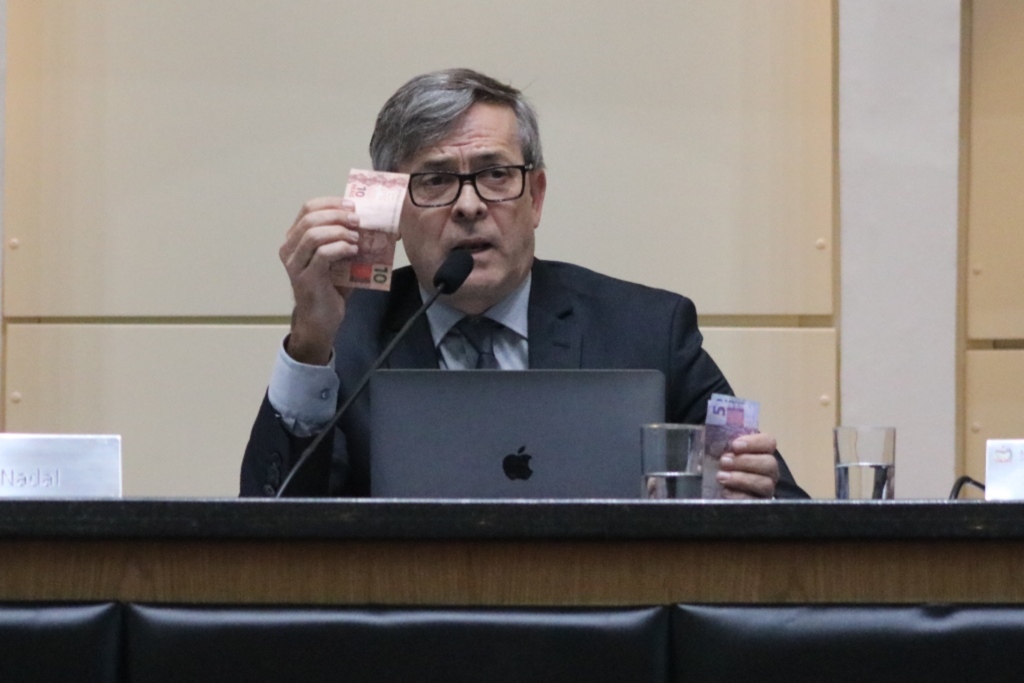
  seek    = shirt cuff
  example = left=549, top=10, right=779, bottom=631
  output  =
left=267, top=339, right=339, bottom=437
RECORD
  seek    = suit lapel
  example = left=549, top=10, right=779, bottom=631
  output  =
left=380, top=260, right=581, bottom=370
left=381, top=273, right=439, bottom=369
left=527, top=260, right=582, bottom=369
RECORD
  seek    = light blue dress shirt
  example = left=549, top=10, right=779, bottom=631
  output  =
left=423, top=273, right=530, bottom=371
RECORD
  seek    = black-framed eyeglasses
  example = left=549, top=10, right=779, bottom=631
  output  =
left=408, top=164, right=534, bottom=208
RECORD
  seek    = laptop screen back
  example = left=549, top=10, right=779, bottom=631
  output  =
left=369, top=369, right=666, bottom=498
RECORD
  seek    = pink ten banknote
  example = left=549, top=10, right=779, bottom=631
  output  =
left=330, top=168, right=410, bottom=291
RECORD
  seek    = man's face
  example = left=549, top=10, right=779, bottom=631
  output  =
left=396, top=102, right=547, bottom=314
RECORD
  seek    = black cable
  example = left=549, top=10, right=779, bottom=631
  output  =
left=274, top=288, right=443, bottom=498
left=274, top=249, right=474, bottom=498
left=949, top=475, right=985, bottom=500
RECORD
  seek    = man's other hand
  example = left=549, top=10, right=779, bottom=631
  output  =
left=716, top=432, right=780, bottom=499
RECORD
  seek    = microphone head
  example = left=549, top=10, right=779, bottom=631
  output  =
left=432, top=249, right=475, bottom=293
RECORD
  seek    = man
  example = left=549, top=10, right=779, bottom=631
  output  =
left=240, top=68, right=807, bottom=499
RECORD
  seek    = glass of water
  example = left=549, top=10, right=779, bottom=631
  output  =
left=834, top=426, right=896, bottom=499
left=641, top=424, right=705, bottom=499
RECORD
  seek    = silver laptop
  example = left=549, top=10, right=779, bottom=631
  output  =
left=369, top=369, right=665, bottom=498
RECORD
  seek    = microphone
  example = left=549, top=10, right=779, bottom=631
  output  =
left=275, top=249, right=474, bottom=497
left=431, top=248, right=475, bottom=293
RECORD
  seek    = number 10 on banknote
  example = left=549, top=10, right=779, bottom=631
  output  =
left=330, top=169, right=410, bottom=291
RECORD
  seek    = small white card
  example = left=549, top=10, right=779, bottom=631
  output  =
left=985, top=439, right=1024, bottom=500
left=0, top=434, right=121, bottom=498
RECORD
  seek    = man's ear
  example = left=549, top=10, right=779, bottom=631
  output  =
left=530, top=168, right=547, bottom=229
left=396, top=194, right=414, bottom=241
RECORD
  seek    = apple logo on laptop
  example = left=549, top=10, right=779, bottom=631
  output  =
left=502, top=446, right=533, bottom=480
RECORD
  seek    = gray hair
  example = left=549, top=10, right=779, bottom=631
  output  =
left=369, top=68, right=544, bottom=172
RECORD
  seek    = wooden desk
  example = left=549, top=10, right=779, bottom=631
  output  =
left=1, top=500, right=1021, bottom=605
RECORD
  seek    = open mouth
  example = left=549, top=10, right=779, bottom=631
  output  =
left=455, top=240, right=493, bottom=254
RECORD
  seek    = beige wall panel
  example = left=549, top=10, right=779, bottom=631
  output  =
left=4, top=323, right=836, bottom=498
left=701, top=327, right=836, bottom=498
left=968, top=1, right=1024, bottom=339
left=965, top=350, right=1024, bottom=486
left=4, top=0, right=832, bottom=317
left=5, top=323, right=288, bottom=496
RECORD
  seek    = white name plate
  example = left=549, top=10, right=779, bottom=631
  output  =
left=0, top=434, right=121, bottom=498
left=985, top=438, right=1024, bottom=500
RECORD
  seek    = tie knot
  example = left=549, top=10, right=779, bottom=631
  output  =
left=455, top=316, right=503, bottom=369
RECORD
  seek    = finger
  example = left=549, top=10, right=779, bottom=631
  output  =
left=284, top=226, right=359, bottom=275
left=721, top=486, right=764, bottom=501
left=283, top=208, right=360, bottom=253
left=717, top=468, right=776, bottom=499
left=283, top=225, right=360, bottom=279
left=291, top=197, right=350, bottom=226
left=719, top=453, right=779, bottom=480
left=730, top=432, right=777, bottom=455
left=282, top=201, right=359, bottom=257
left=717, top=453, right=778, bottom=499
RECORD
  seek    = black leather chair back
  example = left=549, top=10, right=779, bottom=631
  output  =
left=673, top=604, right=1024, bottom=682
left=126, top=604, right=669, bottom=683
left=0, top=602, right=120, bottom=683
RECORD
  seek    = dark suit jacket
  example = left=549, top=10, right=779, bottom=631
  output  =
left=240, top=259, right=808, bottom=498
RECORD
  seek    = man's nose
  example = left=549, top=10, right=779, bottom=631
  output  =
left=451, top=178, right=488, bottom=221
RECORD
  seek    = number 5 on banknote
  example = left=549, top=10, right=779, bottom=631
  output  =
left=702, top=393, right=760, bottom=498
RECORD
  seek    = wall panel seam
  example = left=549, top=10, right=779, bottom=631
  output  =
left=3, top=317, right=291, bottom=325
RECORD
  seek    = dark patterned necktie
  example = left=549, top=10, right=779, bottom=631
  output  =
left=455, top=316, right=503, bottom=369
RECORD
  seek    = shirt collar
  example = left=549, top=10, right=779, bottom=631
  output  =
left=421, top=272, right=532, bottom=348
